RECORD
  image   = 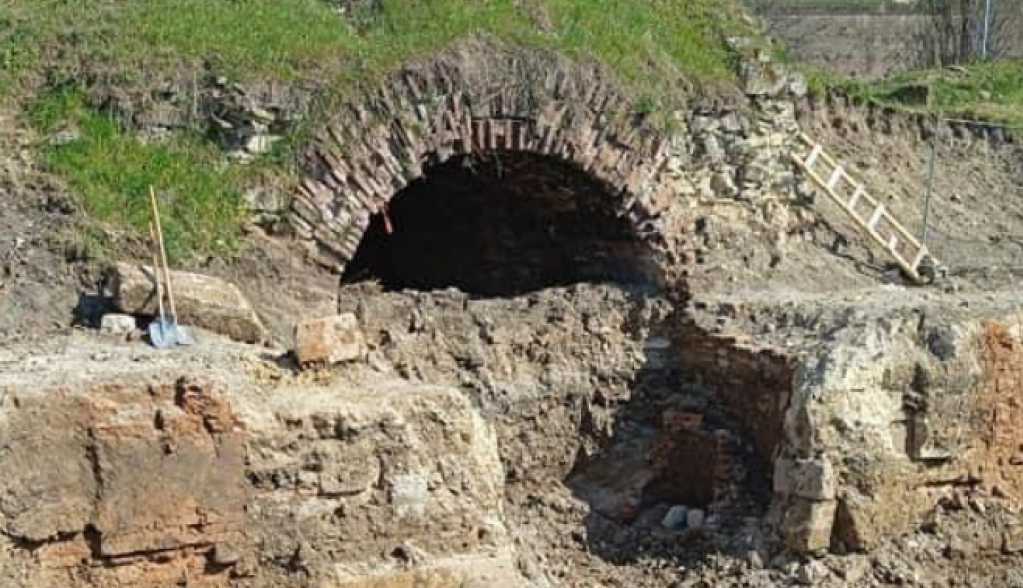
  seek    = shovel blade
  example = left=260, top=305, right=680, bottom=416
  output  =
left=148, top=320, right=178, bottom=349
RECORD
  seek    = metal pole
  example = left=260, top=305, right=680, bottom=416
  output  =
left=922, top=81, right=939, bottom=247
left=922, top=120, right=938, bottom=246
left=981, top=0, right=994, bottom=60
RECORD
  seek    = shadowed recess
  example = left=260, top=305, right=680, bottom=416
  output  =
left=341, top=152, right=661, bottom=297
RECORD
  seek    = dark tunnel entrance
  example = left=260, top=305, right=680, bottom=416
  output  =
left=340, top=153, right=660, bottom=298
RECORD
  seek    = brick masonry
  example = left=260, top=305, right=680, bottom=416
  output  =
left=292, top=43, right=688, bottom=271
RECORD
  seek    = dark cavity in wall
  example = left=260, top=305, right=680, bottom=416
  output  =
left=341, top=152, right=660, bottom=298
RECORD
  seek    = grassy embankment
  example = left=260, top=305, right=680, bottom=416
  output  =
left=807, top=60, right=1023, bottom=129
left=1, top=0, right=748, bottom=261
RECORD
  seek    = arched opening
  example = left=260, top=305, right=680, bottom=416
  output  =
left=340, top=152, right=660, bottom=297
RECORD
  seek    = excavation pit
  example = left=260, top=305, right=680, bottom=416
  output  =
left=331, top=148, right=777, bottom=567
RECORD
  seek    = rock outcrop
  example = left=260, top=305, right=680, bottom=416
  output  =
left=0, top=342, right=520, bottom=588
left=108, top=263, right=267, bottom=344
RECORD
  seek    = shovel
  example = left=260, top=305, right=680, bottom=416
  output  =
left=148, top=222, right=178, bottom=348
left=148, top=187, right=194, bottom=347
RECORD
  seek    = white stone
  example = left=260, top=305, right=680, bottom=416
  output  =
left=662, top=505, right=688, bottom=530
left=100, top=313, right=136, bottom=336
left=686, top=508, right=706, bottom=530
left=245, top=133, right=281, bottom=155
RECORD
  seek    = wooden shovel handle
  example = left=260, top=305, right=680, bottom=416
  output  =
left=148, top=222, right=165, bottom=320
left=149, top=187, right=179, bottom=321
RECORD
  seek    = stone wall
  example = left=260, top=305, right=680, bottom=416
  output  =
left=769, top=311, right=1023, bottom=553
left=759, top=5, right=1023, bottom=80
left=0, top=352, right=520, bottom=588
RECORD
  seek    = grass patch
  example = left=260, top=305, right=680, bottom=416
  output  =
left=4, top=0, right=748, bottom=98
left=7, top=0, right=753, bottom=261
left=32, top=88, right=246, bottom=262
left=809, top=60, right=1023, bottom=128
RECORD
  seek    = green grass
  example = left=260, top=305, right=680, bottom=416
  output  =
left=3, top=0, right=747, bottom=98
left=5, top=0, right=751, bottom=261
left=32, top=88, right=245, bottom=262
left=809, top=60, right=1023, bottom=128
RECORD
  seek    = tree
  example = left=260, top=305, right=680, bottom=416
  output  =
left=921, top=0, right=1020, bottom=65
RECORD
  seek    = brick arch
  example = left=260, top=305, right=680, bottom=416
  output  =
left=291, top=41, right=679, bottom=270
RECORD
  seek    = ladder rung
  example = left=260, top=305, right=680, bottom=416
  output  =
left=826, top=166, right=844, bottom=191
left=804, top=145, right=822, bottom=169
left=867, top=204, right=885, bottom=232
left=847, top=188, right=863, bottom=210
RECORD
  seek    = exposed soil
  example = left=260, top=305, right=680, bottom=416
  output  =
left=0, top=107, right=87, bottom=344
left=797, top=96, right=1023, bottom=289
left=5, top=81, right=1023, bottom=588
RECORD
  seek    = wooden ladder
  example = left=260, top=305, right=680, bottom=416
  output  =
left=790, top=132, right=940, bottom=284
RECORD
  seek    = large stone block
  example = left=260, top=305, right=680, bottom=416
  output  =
left=294, top=313, right=365, bottom=367
left=774, top=456, right=837, bottom=501
left=109, top=262, right=267, bottom=343
left=780, top=497, right=837, bottom=553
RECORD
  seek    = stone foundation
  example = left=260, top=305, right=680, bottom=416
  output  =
left=0, top=348, right=519, bottom=588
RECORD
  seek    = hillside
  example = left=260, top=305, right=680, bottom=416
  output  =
left=1, top=0, right=749, bottom=262
left=3, top=2, right=1023, bottom=588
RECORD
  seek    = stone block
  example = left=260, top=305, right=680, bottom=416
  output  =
left=294, top=313, right=365, bottom=367
left=100, top=313, right=136, bottom=337
left=774, top=456, right=837, bottom=501
left=109, top=263, right=266, bottom=344
left=781, top=498, right=837, bottom=553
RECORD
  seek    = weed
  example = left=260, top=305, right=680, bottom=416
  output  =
left=808, top=60, right=1023, bottom=128
left=33, top=89, right=246, bottom=262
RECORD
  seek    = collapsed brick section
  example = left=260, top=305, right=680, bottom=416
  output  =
left=675, top=320, right=796, bottom=465
left=974, top=321, right=1023, bottom=499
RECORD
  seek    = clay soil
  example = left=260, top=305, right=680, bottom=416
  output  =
left=5, top=98, right=1023, bottom=588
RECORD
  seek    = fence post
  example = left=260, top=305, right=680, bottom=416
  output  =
left=981, top=0, right=994, bottom=60
left=921, top=81, right=939, bottom=248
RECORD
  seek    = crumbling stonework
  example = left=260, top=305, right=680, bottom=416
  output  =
left=292, top=38, right=810, bottom=282
left=0, top=376, right=246, bottom=587
left=0, top=343, right=520, bottom=588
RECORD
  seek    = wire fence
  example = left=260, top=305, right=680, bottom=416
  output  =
left=902, top=110, right=1021, bottom=277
